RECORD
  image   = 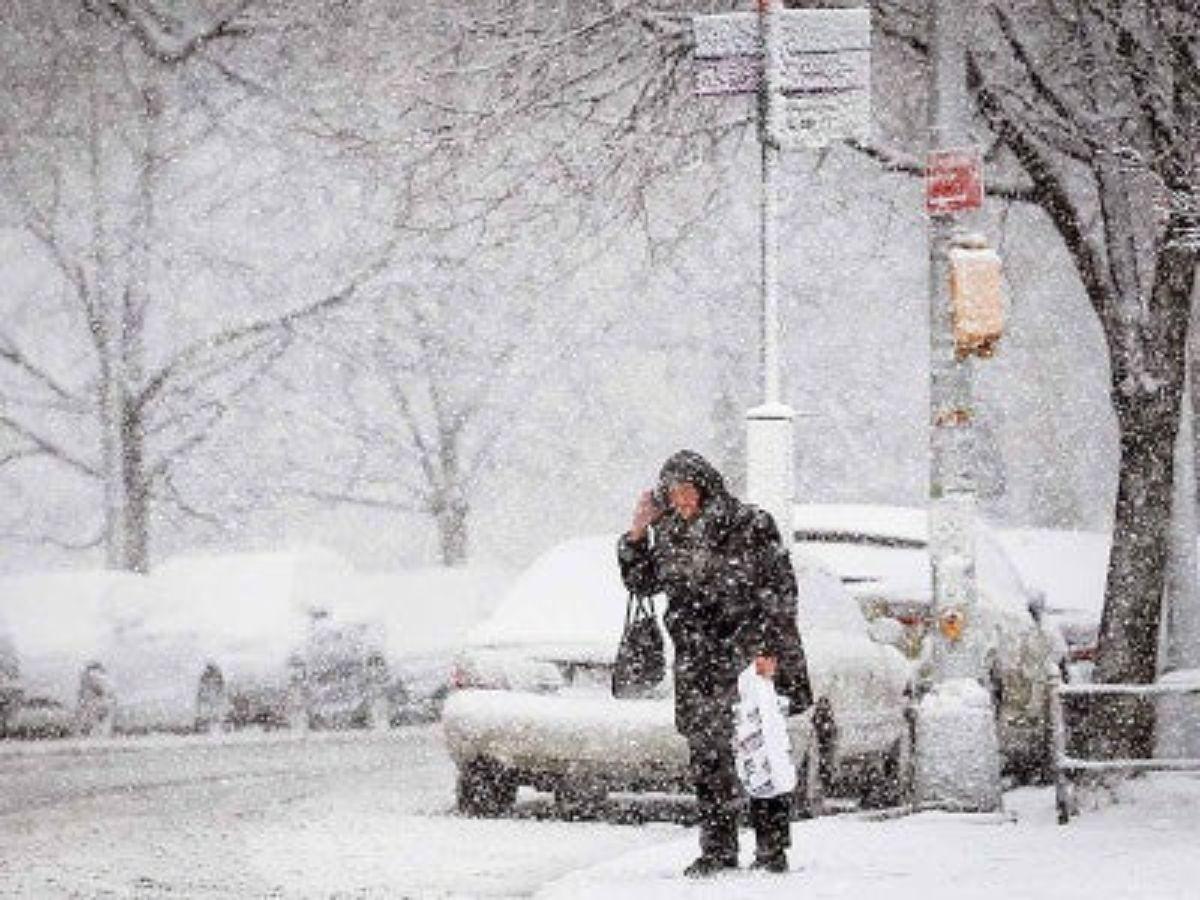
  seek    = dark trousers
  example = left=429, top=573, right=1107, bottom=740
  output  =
left=684, top=698, right=792, bottom=860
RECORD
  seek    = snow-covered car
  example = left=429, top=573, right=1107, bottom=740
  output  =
left=114, top=550, right=379, bottom=733
left=295, top=610, right=390, bottom=730
left=993, top=527, right=1110, bottom=681
left=0, top=619, right=21, bottom=736
left=441, top=534, right=914, bottom=817
left=793, top=504, right=1064, bottom=780
left=333, top=566, right=510, bottom=726
left=0, top=571, right=129, bottom=738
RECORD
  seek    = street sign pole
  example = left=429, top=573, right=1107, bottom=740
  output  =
left=746, top=0, right=795, bottom=537
left=759, top=0, right=783, bottom=406
left=693, top=5, right=870, bottom=536
left=915, top=0, right=1001, bottom=813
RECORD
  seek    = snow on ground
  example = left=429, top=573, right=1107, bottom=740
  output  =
left=0, top=725, right=680, bottom=898
left=3, top=725, right=1199, bottom=898
left=536, top=774, right=1200, bottom=900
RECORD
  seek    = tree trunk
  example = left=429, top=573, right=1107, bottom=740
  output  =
left=1091, top=389, right=1181, bottom=758
left=1090, top=221, right=1196, bottom=758
left=121, top=397, right=150, bottom=573
left=436, top=500, right=469, bottom=567
left=102, top=382, right=150, bottom=573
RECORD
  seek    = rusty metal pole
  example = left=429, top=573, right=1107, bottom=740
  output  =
left=927, top=0, right=981, bottom=683
left=914, top=0, right=1001, bottom=813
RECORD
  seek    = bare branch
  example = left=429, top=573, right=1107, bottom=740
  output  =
left=0, top=331, right=85, bottom=407
left=0, top=412, right=100, bottom=478
left=138, top=246, right=394, bottom=413
left=81, top=0, right=258, bottom=65
left=294, top=488, right=423, bottom=515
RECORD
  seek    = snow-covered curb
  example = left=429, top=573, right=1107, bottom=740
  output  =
left=534, top=776, right=1200, bottom=900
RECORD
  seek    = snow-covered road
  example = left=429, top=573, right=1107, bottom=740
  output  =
left=0, top=726, right=681, bottom=898
left=4, top=727, right=1197, bottom=899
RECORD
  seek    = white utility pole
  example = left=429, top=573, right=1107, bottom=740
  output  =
left=746, top=0, right=796, bottom=537
left=759, top=0, right=783, bottom=406
left=692, top=4, right=870, bottom=537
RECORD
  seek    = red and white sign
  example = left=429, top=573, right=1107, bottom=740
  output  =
left=925, top=148, right=984, bottom=215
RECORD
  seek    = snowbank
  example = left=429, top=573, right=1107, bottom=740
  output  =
left=536, top=774, right=1200, bottom=900
left=914, top=678, right=1001, bottom=811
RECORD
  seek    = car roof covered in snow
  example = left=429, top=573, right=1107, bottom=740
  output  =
left=993, top=528, right=1109, bottom=621
left=792, top=503, right=930, bottom=545
left=0, top=570, right=133, bottom=657
left=335, top=565, right=511, bottom=659
left=466, top=534, right=868, bottom=655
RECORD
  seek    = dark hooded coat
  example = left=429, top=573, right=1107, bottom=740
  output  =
left=617, top=451, right=812, bottom=736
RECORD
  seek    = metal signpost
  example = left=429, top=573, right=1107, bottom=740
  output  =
left=693, top=2, right=870, bottom=534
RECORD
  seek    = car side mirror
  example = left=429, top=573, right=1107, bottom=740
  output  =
left=1027, top=589, right=1047, bottom=623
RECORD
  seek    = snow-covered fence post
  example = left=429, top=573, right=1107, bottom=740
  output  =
left=1053, top=678, right=1200, bottom=823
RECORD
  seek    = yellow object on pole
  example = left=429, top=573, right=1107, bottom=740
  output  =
left=938, top=608, right=967, bottom=642
left=948, top=236, right=1005, bottom=359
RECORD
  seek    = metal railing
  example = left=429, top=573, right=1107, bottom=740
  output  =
left=1049, top=674, right=1200, bottom=824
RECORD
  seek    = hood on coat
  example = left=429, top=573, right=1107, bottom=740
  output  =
left=656, top=450, right=728, bottom=505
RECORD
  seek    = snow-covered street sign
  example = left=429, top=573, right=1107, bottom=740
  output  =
left=782, top=90, right=872, bottom=150
left=693, top=8, right=871, bottom=148
left=694, top=53, right=761, bottom=96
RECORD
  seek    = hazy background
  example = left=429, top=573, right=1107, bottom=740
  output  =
left=0, top=2, right=1116, bottom=576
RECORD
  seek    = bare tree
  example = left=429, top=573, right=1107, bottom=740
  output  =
left=874, top=1, right=1199, bottom=756
left=0, top=1, right=390, bottom=570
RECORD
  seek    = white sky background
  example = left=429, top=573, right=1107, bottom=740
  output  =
left=0, top=3, right=1117, bottom=575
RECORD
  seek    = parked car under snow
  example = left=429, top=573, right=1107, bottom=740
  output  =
left=0, top=551, right=397, bottom=738
left=792, top=504, right=1066, bottom=780
left=119, top=551, right=394, bottom=733
left=441, top=534, right=914, bottom=818
left=0, top=620, right=21, bottom=736
left=0, top=571, right=128, bottom=738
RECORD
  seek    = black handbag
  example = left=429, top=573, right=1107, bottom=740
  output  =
left=611, top=593, right=666, bottom=699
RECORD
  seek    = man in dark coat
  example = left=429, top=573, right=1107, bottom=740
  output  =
left=617, top=450, right=812, bottom=877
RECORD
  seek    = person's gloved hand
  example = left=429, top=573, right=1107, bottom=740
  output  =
left=629, top=489, right=663, bottom=542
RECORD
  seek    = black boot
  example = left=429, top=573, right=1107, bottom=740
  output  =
left=749, top=851, right=788, bottom=874
left=684, top=854, right=738, bottom=878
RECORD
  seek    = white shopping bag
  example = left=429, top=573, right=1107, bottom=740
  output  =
left=733, top=665, right=798, bottom=799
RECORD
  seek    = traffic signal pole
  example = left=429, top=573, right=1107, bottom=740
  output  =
left=914, top=0, right=1002, bottom=813
left=927, top=0, right=981, bottom=682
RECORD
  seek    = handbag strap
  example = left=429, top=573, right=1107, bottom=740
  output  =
left=625, top=592, right=656, bottom=629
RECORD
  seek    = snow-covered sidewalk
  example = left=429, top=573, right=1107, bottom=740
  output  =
left=536, top=775, right=1200, bottom=900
